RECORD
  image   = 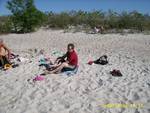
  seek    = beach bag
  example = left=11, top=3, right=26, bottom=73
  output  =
left=94, top=55, right=108, bottom=65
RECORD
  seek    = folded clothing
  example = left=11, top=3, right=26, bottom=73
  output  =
left=33, top=75, right=44, bottom=81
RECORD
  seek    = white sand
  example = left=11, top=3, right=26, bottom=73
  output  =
left=0, top=29, right=150, bottom=113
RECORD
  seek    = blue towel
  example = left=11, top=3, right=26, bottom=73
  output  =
left=39, top=59, right=47, bottom=65
left=62, top=66, right=78, bottom=76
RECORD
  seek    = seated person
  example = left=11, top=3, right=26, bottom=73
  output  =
left=0, top=39, right=11, bottom=67
left=45, top=43, right=78, bottom=74
left=94, top=26, right=100, bottom=33
left=93, top=26, right=105, bottom=34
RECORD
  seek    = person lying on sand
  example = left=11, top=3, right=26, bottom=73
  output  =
left=44, top=43, right=78, bottom=74
left=0, top=39, right=11, bottom=67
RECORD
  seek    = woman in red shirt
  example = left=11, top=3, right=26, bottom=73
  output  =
left=46, top=43, right=78, bottom=74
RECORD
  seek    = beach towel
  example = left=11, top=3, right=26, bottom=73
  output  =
left=33, top=75, right=45, bottom=81
left=39, top=57, right=55, bottom=71
left=62, top=66, right=78, bottom=76
left=39, top=58, right=47, bottom=65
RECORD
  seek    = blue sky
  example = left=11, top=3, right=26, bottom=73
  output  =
left=0, top=0, right=150, bottom=15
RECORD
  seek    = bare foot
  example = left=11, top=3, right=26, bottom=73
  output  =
left=43, top=70, right=54, bottom=75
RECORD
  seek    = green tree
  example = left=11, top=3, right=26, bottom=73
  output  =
left=7, top=0, right=46, bottom=33
left=0, top=16, right=12, bottom=34
left=106, top=10, right=119, bottom=29
left=87, top=10, right=105, bottom=28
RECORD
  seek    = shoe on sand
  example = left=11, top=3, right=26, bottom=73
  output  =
left=110, top=69, right=123, bottom=77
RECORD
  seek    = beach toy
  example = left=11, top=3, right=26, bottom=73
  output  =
left=33, top=75, right=44, bottom=81
left=4, top=64, right=12, bottom=70
left=88, top=60, right=94, bottom=65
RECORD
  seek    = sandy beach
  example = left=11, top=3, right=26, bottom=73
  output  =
left=0, top=29, right=150, bottom=113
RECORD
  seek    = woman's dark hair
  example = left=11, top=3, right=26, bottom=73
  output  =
left=67, top=43, right=75, bottom=49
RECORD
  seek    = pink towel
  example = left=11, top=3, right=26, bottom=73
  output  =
left=33, top=75, right=44, bottom=81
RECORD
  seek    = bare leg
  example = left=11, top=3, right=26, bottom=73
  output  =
left=5, top=56, right=10, bottom=64
left=0, top=56, right=4, bottom=66
left=42, top=62, right=62, bottom=75
left=0, top=56, right=10, bottom=66
left=44, top=62, right=70, bottom=75
left=50, top=62, right=69, bottom=74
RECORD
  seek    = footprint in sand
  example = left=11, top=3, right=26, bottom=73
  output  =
left=98, top=79, right=103, bottom=87
left=132, top=93, right=140, bottom=101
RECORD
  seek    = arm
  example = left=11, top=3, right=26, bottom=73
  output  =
left=3, top=44, right=11, bottom=59
left=55, top=52, right=68, bottom=64
left=65, top=60, right=69, bottom=64
left=57, top=52, right=67, bottom=60
left=61, top=52, right=68, bottom=59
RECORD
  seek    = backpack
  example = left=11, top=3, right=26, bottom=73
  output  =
left=94, top=55, right=108, bottom=65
